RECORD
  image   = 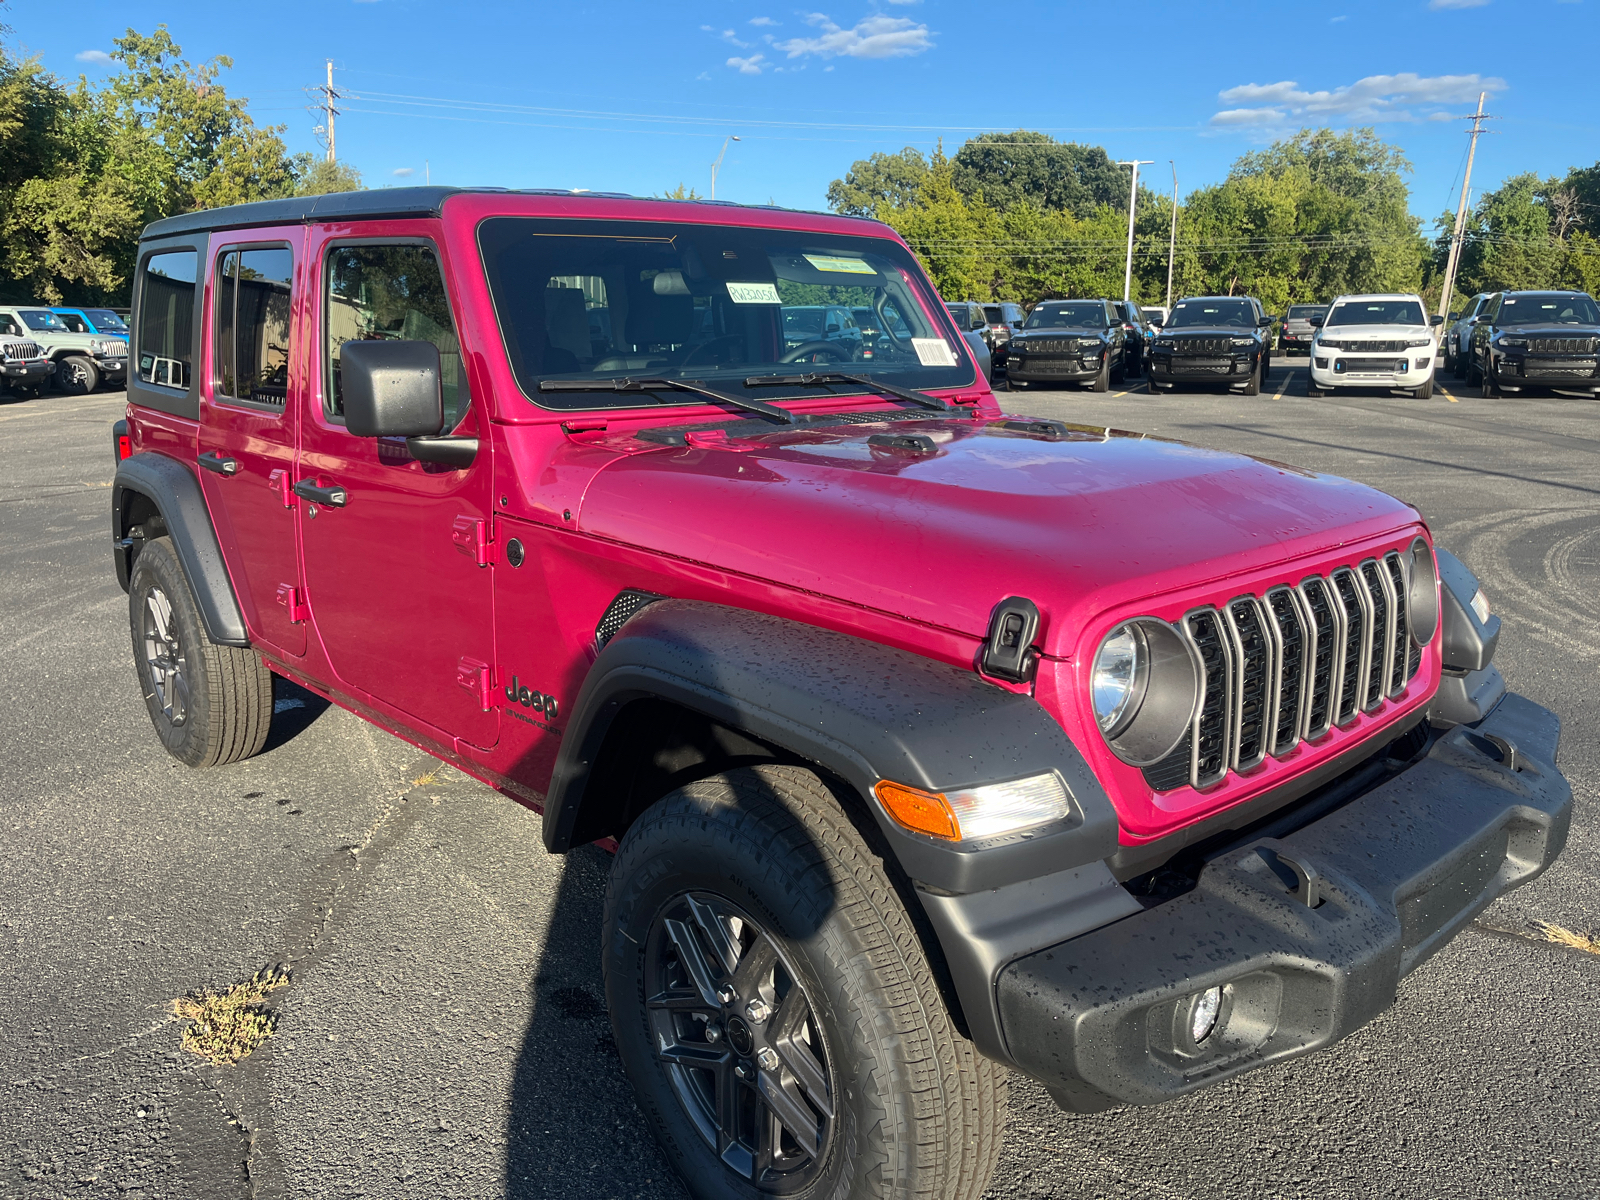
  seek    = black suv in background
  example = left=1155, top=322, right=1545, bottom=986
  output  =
left=1444, top=293, right=1490, bottom=376
left=1109, top=300, right=1146, bottom=377
left=1464, top=290, right=1600, bottom=397
left=1005, top=299, right=1126, bottom=390
left=1280, top=304, right=1327, bottom=355
left=1148, top=295, right=1275, bottom=394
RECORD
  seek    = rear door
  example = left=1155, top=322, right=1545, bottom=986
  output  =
left=196, top=231, right=307, bottom=657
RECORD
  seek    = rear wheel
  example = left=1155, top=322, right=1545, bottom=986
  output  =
left=604, top=765, right=1007, bottom=1200
left=128, top=536, right=273, bottom=768
left=56, top=356, right=98, bottom=395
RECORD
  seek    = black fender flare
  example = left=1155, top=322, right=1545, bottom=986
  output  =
left=112, top=451, right=249, bottom=647
left=544, top=599, right=1120, bottom=896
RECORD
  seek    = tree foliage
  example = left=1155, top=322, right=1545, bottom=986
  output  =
left=0, top=25, right=360, bottom=304
left=951, top=131, right=1136, bottom=219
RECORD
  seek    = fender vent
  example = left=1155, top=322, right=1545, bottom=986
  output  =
left=595, top=589, right=664, bottom=649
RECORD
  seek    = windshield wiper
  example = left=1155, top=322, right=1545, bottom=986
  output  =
left=538, top=377, right=796, bottom=424
left=741, top=371, right=953, bottom=413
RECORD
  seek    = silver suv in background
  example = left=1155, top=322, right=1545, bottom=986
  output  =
left=1280, top=304, right=1327, bottom=355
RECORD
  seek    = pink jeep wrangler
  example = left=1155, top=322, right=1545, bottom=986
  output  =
left=111, top=188, right=1569, bottom=1200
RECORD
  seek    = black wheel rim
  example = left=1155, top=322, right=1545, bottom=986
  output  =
left=141, top=585, right=189, bottom=726
left=644, top=892, right=836, bottom=1192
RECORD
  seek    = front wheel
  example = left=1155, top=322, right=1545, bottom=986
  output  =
left=1414, top=375, right=1434, bottom=399
left=56, top=356, right=99, bottom=395
left=1088, top=357, right=1110, bottom=391
left=128, top=536, right=274, bottom=767
left=1238, top=359, right=1261, bottom=396
left=604, top=765, right=1007, bottom=1200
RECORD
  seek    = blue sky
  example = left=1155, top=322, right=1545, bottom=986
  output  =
left=9, top=0, right=1598, bottom=224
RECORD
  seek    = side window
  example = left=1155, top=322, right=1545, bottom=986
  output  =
left=325, top=243, right=468, bottom=427
left=60, top=313, right=89, bottom=333
left=137, top=250, right=198, bottom=390
left=214, top=247, right=293, bottom=407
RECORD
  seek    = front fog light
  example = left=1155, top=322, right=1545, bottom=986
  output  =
left=874, top=773, right=1074, bottom=842
left=1191, top=986, right=1223, bottom=1043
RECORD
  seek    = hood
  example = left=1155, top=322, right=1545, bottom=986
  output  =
left=1159, top=325, right=1263, bottom=338
left=1495, top=324, right=1600, bottom=339
left=577, top=417, right=1417, bottom=656
left=1318, top=323, right=1432, bottom=340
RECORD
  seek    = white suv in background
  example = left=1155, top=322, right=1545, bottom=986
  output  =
left=1307, top=293, right=1443, bottom=399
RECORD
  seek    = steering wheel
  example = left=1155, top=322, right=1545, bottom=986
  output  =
left=678, top=334, right=745, bottom=369
left=780, top=340, right=854, bottom=365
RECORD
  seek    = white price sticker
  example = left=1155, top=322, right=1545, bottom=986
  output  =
left=912, top=338, right=958, bottom=367
left=726, top=281, right=781, bottom=305
left=802, top=254, right=876, bottom=275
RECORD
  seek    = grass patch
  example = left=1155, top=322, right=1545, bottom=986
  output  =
left=1530, top=920, right=1600, bottom=956
left=170, top=964, right=292, bottom=1065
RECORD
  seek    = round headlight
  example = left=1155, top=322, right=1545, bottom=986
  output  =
left=1407, top=537, right=1440, bottom=646
left=1091, top=619, right=1202, bottom=767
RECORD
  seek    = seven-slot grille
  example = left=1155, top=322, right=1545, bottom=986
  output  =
left=2, top=340, right=44, bottom=361
left=1016, top=337, right=1085, bottom=354
left=1317, top=339, right=1413, bottom=353
left=1172, top=336, right=1231, bottom=356
left=1142, top=550, right=1423, bottom=792
left=1527, top=336, right=1597, bottom=354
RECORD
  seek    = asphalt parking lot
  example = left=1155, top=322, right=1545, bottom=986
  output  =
left=2, top=361, right=1596, bottom=1200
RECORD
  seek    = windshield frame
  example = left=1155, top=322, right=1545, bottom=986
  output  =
left=1325, top=299, right=1427, bottom=328
left=476, top=214, right=977, bottom=412
left=81, top=307, right=129, bottom=332
left=1495, top=293, right=1600, bottom=326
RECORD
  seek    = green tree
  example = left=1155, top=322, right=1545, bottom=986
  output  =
left=877, top=145, right=999, bottom=300
left=656, top=182, right=702, bottom=200
left=295, top=157, right=364, bottom=196
left=1455, top=172, right=1562, bottom=295
left=825, top=147, right=927, bottom=217
left=951, top=131, right=1136, bottom=219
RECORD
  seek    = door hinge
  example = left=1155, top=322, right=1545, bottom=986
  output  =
left=451, top=515, right=495, bottom=567
left=267, top=468, right=294, bottom=509
left=276, top=583, right=310, bottom=623
left=455, top=656, right=495, bottom=712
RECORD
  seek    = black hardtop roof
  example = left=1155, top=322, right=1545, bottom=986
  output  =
left=140, top=185, right=869, bottom=240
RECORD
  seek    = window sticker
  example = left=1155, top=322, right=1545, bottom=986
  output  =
left=1502, top=298, right=1517, bottom=305
left=726, top=281, right=782, bottom=305
left=912, top=337, right=958, bottom=367
left=802, top=254, right=876, bottom=275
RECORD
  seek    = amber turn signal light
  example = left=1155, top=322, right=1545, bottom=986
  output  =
left=874, top=780, right=960, bottom=841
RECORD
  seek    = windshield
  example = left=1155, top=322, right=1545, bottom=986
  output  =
left=1497, top=294, right=1600, bottom=326
left=18, top=310, right=67, bottom=332
left=1024, top=304, right=1107, bottom=329
left=1326, top=299, right=1426, bottom=327
left=1287, top=306, right=1327, bottom=320
left=1166, top=299, right=1255, bottom=329
left=83, top=308, right=128, bottom=332
left=477, top=216, right=973, bottom=408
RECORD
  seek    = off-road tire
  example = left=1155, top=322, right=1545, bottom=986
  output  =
left=604, top=765, right=1008, bottom=1200
left=1480, top=368, right=1497, bottom=399
left=56, top=356, right=99, bottom=395
left=1464, top=356, right=1482, bottom=386
left=128, top=536, right=273, bottom=768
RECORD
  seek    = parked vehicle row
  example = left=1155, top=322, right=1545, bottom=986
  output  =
left=0, top=303, right=128, bottom=398
left=1147, top=295, right=1275, bottom=395
left=1447, top=290, right=1600, bottom=398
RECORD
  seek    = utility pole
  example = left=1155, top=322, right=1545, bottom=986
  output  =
left=711, top=136, right=740, bottom=201
left=1118, top=160, right=1154, bottom=302
left=1438, top=92, right=1496, bottom=322
left=307, top=60, right=343, bottom=163
left=1165, top=161, right=1179, bottom=312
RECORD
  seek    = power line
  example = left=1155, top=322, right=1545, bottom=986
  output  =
left=304, top=60, right=345, bottom=162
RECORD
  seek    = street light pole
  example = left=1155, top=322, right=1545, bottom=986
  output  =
left=1118, top=160, right=1154, bottom=302
left=711, top=136, right=741, bottom=201
left=1165, top=161, right=1179, bottom=312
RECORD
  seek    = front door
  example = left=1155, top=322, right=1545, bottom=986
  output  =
left=296, top=231, right=499, bottom=750
left=197, top=232, right=306, bottom=657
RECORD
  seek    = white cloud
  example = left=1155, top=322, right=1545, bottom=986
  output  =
left=728, top=54, right=767, bottom=75
left=721, top=28, right=752, bottom=48
left=885, top=0, right=923, bottom=5
left=393, top=167, right=415, bottom=177
left=749, top=16, right=778, bottom=25
left=697, top=71, right=711, bottom=80
left=75, top=49, right=113, bottom=65
left=1429, top=0, right=1489, bottom=8
left=773, top=13, right=933, bottom=60
left=1329, top=14, right=1348, bottom=21
left=1210, top=72, right=1505, bottom=126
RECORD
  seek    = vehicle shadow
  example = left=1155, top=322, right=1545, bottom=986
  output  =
left=261, top=674, right=333, bottom=754
left=501, top=843, right=689, bottom=1200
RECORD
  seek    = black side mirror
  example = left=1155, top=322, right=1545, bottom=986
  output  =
left=1448, top=311, right=1462, bottom=321
left=1308, top=315, right=1324, bottom=328
left=1429, top=314, right=1445, bottom=326
left=1258, top=316, right=1274, bottom=327
left=341, top=340, right=444, bottom=437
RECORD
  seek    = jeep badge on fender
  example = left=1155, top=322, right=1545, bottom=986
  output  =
left=110, top=186, right=1571, bottom=1200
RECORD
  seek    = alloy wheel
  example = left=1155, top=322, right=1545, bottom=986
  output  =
left=644, top=891, right=836, bottom=1192
left=141, top=585, right=189, bottom=726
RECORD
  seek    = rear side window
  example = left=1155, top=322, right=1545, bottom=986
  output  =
left=58, top=313, right=90, bottom=333
left=215, top=247, right=293, bottom=407
left=325, top=243, right=469, bottom=427
left=137, top=251, right=198, bottom=390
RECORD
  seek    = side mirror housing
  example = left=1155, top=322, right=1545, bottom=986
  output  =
left=340, top=340, right=444, bottom=438
left=1429, top=313, right=1445, bottom=327
left=1308, top=315, right=1325, bottom=328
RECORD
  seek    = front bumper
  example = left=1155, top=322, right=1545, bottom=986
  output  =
left=1310, top=352, right=1434, bottom=388
left=3, top=361, right=53, bottom=381
left=994, top=692, right=1570, bottom=1111
left=1493, top=354, right=1599, bottom=388
left=1007, top=356, right=1103, bottom=383
left=1149, top=356, right=1253, bottom=383
left=95, top=356, right=128, bottom=379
